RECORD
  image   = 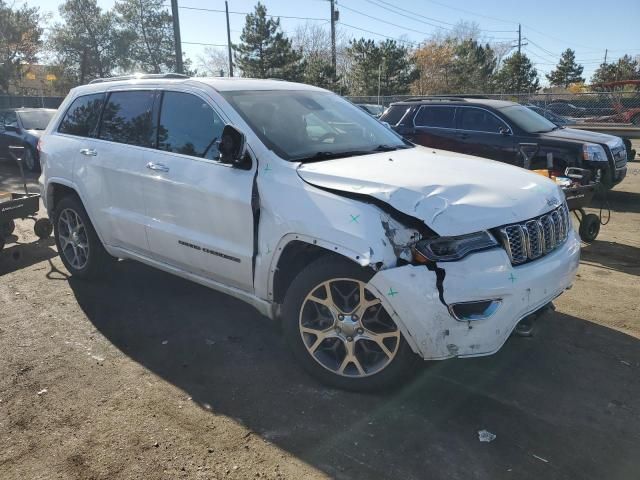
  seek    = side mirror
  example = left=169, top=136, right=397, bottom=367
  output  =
left=499, top=126, right=511, bottom=136
left=5, top=124, right=20, bottom=133
left=218, top=125, right=250, bottom=169
left=380, top=121, right=392, bottom=129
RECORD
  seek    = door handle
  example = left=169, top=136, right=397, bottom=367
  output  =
left=146, top=162, right=170, bottom=172
left=79, top=148, right=97, bottom=156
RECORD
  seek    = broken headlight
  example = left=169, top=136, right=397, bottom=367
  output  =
left=413, top=231, right=498, bottom=262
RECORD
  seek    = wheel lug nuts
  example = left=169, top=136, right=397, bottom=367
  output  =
left=351, top=315, right=358, bottom=320
left=338, top=314, right=344, bottom=320
left=346, top=336, right=353, bottom=342
left=357, top=328, right=364, bottom=334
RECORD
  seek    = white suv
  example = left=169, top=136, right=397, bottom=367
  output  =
left=39, top=74, right=580, bottom=391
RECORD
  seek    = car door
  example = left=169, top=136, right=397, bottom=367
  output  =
left=455, top=107, right=516, bottom=163
left=73, top=89, right=156, bottom=254
left=141, top=89, right=255, bottom=291
left=1, top=111, right=20, bottom=154
left=409, top=105, right=460, bottom=152
left=0, top=111, right=7, bottom=158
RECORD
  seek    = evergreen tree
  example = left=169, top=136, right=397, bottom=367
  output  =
left=114, top=0, right=177, bottom=74
left=546, top=48, right=584, bottom=87
left=591, top=54, right=640, bottom=85
left=449, top=39, right=497, bottom=93
left=234, top=2, right=303, bottom=80
left=493, top=52, right=540, bottom=93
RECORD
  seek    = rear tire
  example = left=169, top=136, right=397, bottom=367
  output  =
left=282, top=255, right=418, bottom=392
left=53, top=195, right=112, bottom=279
left=23, top=147, right=39, bottom=172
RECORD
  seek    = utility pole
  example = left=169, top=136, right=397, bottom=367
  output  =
left=603, top=48, right=608, bottom=64
left=518, top=23, right=521, bottom=55
left=330, top=0, right=337, bottom=78
left=171, top=0, right=184, bottom=74
left=517, top=23, right=522, bottom=93
left=225, top=1, right=234, bottom=77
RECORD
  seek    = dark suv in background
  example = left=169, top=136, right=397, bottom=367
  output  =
left=0, top=108, right=56, bottom=172
left=380, top=97, right=627, bottom=189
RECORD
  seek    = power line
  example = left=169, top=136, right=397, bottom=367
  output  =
left=339, top=4, right=440, bottom=37
left=339, top=22, right=418, bottom=46
left=174, top=5, right=327, bottom=22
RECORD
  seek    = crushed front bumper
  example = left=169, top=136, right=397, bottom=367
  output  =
left=367, top=230, right=580, bottom=360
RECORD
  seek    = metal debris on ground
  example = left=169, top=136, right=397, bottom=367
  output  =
left=477, top=429, right=496, bottom=442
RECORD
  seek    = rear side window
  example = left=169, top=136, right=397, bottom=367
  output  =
left=99, top=91, right=155, bottom=147
left=458, top=108, right=506, bottom=133
left=58, top=94, right=105, bottom=137
left=157, top=91, right=225, bottom=159
left=380, top=105, right=410, bottom=126
left=414, top=106, right=455, bottom=128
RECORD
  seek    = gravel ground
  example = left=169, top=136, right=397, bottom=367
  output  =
left=1, top=151, right=639, bottom=480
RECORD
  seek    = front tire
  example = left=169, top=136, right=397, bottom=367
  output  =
left=282, top=256, right=418, bottom=392
left=53, top=195, right=112, bottom=279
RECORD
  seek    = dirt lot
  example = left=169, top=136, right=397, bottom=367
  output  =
left=1, top=152, right=639, bottom=480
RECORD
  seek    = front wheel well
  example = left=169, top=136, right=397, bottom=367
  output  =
left=272, top=240, right=365, bottom=304
left=49, top=183, right=79, bottom=211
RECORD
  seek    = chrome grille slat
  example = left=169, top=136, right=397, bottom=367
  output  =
left=499, top=205, right=570, bottom=265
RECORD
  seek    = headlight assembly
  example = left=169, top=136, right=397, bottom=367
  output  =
left=413, top=231, right=498, bottom=262
left=582, top=143, right=608, bottom=162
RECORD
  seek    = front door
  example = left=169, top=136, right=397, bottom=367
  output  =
left=409, top=105, right=461, bottom=152
left=455, top=107, right=516, bottom=163
left=141, top=90, right=256, bottom=291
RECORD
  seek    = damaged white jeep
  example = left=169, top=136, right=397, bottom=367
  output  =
left=40, top=75, right=580, bottom=391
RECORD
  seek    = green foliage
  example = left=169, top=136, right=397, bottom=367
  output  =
left=48, top=0, right=126, bottom=85
left=591, top=55, right=640, bottom=85
left=114, top=0, right=176, bottom=74
left=546, top=49, right=584, bottom=88
left=303, top=55, right=338, bottom=90
left=493, top=52, right=540, bottom=93
left=449, top=40, right=497, bottom=93
left=0, top=0, right=44, bottom=92
left=233, top=2, right=303, bottom=81
left=346, top=38, right=415, bottom=96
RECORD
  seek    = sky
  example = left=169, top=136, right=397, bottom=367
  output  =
left=24, top=0, right=640, bottom=85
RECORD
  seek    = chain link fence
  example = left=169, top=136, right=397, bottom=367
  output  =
left=347, top=92, right=640, bottom=130
left=0, top=95, right=64, bottom=110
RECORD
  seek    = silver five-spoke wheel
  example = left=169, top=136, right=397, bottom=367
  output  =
left=57, top=208, right=90, bottom=270
left=299, top=278, right=401, bottom=378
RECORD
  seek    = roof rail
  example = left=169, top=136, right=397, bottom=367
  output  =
left=89, top=73, right=189, bottom=84
left=398, top=96, right=469, bottom=103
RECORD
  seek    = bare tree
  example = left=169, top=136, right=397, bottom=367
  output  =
left=197, top=47, right=229, bottom=77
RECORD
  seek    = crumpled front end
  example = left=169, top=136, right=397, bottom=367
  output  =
left=367, top=230, right=581, bottom=360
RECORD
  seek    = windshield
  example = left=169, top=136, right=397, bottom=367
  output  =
left=220, top=90, right=410, bottom=161
left=18, top=110, right=55, bottom=130
left=500, top=105, right=558, bottom=133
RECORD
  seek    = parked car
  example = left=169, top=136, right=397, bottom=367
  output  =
left=356, top=103, right=385, bottom=117
left=527, top=105, right=576, bottom=126
left=39, top=75, right=579, bottom=391
left=545, top=101, right=613, bottom=118
left=380, top=97, right=627, bottom=189
left=0, top=108, right=56, bottom=172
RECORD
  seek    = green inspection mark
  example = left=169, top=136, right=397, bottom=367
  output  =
left=350, top=214, right=360, bottom=223
left=387, top=287, right=398, bottom=297
left=508, top=273, right=517, bottom=283
left=264, top=164, right=272, bottom=172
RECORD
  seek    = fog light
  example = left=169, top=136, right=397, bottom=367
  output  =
left=448, top=299, right=501, bottom=321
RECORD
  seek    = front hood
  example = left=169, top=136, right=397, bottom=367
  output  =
left=542, top=127, right=619, bottom=146
left=297, top=146, right=563, bottom=236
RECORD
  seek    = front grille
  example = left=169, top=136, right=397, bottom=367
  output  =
left=498, top=204, right=570, bottom=265
left=610, top=145, right=627, bottom=168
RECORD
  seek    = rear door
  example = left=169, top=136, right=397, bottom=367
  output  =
left=74, top=89, right=156, bottom=254
left=141, top=89, right=256, bottom=291
left=455, top=107, right=516, bottom=163
left=409, top=105, right=460, bottom=152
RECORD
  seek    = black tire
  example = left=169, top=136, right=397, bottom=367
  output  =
left=1, top=220, right=15, bottom=236
left=34, top=218, right=53, bottom=239
left=0, top=235, right=5, bottom=252
left=282, top=255, right=419, bottom=392
left=579, top=213, right=600, bottom=243
left=53, top=194, right=112, bottom=279
left=23, top=147, right=39, bottom=172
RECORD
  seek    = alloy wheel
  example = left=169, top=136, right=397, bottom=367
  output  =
left=299, top=278, right=400, bottom=377
left=57, top=208, right=90, bottom=270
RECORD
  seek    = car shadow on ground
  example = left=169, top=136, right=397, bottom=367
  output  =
left=0, top=237, right=56, bottom=276
left=595, top=189, right=640, bottom=215
left=68, top=260, right=640, bottom=480
left=580, top=240, right=640, bottom=277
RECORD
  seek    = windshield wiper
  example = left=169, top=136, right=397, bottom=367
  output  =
left=296, top=150, right=374, bottom=163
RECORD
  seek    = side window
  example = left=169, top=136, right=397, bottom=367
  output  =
left=382, top=105, right=410, bottom=126
left=157, top=91, right=224, bottom=159
left=414, top=106, right=455, bottom=128
left=458, top=108, right=506, bottom=133
left=58, top=94, right=105, bottom=137
left=99, top=91, right=155, bottom=147
left=4, top=111, right=18, bottom=128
